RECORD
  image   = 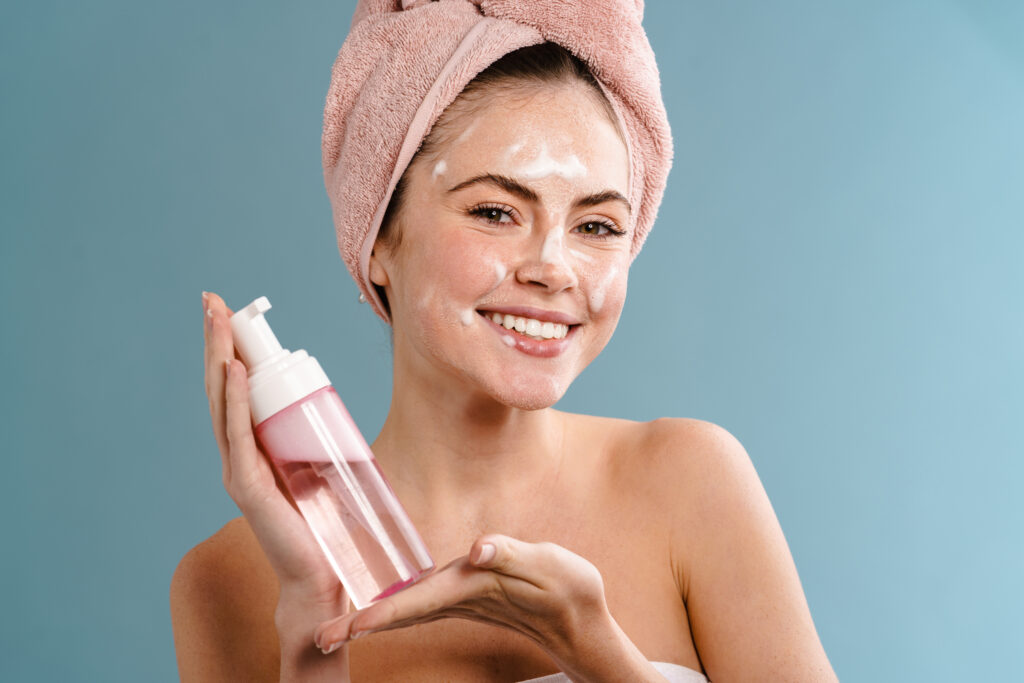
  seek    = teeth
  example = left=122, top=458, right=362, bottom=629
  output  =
left=486, top=312, right=570, bottom=340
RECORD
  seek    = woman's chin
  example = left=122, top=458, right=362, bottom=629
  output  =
left=480, top=374, right=570, bottom=412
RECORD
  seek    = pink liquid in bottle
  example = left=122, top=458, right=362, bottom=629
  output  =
left=255, top=386, right=433, bottom=607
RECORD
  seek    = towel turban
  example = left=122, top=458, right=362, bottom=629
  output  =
left=322, top=0, right=673, bottom=322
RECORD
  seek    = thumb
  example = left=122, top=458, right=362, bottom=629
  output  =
left=470, top=534, right=543, bottom=575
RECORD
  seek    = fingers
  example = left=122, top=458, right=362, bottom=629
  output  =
left=469, top=534, right=549, bottom=589
left=223, top=359, right=263, bottom=495
left=202, top=292, right=236, bottom=482
left=312, top=558, right=491, bottom=648
left=312, top=539, right=565, bottom=651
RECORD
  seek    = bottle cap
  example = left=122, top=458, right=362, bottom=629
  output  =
left=229, top=296, right=330, bottom=424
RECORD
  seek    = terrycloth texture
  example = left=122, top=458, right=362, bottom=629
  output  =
left=322, top=0, right=673, bottom=322
left=518, top=661, right=709, bottom=683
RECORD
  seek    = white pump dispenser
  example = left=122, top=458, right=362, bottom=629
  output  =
left=229, top=296, right=330, bottom=424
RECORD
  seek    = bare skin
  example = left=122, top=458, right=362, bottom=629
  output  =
left=171, top=83, right=838, bottom=682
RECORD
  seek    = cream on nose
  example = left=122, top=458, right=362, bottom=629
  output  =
left=540, top=227, right=568, bottom=268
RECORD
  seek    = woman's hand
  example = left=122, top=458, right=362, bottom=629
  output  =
left=312, top=535, right=660, bottom=681
left=203, top=291, right=350, bottom=678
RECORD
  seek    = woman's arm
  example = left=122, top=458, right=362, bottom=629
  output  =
left=170, top=518, right=282, bottom=681
left=661, top=419, right=838, bottom=681
left=170, top=518, right=352, bottom=682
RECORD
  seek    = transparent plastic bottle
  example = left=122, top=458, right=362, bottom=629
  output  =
left=230, top=296, right=434, bottom=609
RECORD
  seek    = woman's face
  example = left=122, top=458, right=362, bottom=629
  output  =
left=370, top=82, right=632, bottom=410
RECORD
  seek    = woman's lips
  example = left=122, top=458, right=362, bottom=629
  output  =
left=478, top=311, right=577, bottom=358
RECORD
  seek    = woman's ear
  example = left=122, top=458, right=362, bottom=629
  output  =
left=369, top=247, right=391, bottom=287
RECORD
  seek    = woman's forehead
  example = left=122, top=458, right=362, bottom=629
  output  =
left=430, top=90, right=629, bottom=194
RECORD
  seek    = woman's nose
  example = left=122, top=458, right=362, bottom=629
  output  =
left=514, top=229, right=579, bottom=293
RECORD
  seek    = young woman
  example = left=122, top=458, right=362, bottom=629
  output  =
left=172, top=4, right=837, bottom=682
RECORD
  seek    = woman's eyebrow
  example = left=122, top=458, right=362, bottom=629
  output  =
left=574, top=189, right=631, bottom=215
left=447, top=173, right=631, bottom=214
left=447, top=173, right=539, bottom=202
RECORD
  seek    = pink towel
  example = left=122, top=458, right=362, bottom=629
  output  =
left=323, top=0, right=673, bottom=322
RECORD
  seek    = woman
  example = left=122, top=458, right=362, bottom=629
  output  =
left=172, top=2, right=837, bottom=681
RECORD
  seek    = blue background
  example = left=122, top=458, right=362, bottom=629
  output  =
left=2, top=1, right=1021, bottom=680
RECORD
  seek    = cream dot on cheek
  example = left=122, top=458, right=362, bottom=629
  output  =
left=432, top=159, right=447, bottom=180
left=568, top=248, right=594, bottom=264
left=492, top=261, right=507, bottom=288
left=460, top=308, right=475, bottom=326
left=588, top=264, right=620, bottom=313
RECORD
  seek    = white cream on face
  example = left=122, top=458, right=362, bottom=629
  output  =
left=432, top=159, right=447, bottom=180
left=588, top=264, right=620, bottom=313
left=492, top=261, right=507, bottom=287
left=460, top=307, right=475, bottom=326
left=454, top=119, right=479, bottom=146
left=540, top=226, right=567, bottom=267
left=567, top=247, right=594, bottom=263
left=507, top=140, right=587, bottom=181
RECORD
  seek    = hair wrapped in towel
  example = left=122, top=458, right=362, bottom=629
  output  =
left=322, top=0, right=673, bottom=322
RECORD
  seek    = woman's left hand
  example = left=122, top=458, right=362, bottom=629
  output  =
left=312, top=535, right=620, bottom=670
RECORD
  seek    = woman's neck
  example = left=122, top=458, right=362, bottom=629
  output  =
left=371, top=365, right=568, bottom=518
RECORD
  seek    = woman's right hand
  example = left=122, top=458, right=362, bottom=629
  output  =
left=203, top=291, right=351, bottom=678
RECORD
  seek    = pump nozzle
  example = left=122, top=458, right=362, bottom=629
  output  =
left=230, top=296, right=285, bottom=371
left=228, top=296, right=330, bottom=424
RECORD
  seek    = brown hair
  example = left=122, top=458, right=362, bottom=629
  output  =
left=372, top=42, right=620, bottom=313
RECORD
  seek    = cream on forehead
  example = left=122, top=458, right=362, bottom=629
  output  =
left=505, top=140, right=586, bottom=180
left=431, top=159, right=447, bottom=180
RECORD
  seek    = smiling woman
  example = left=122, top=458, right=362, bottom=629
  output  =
left=171, top=1, right=838, bottom=682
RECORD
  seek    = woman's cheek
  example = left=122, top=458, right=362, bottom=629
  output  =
left=585, top=262, right=627, bottom=317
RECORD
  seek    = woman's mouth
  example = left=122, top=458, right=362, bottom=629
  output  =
left=475, top=308, right=579, bottom=358
left=479, top=311, right=570, bottom=340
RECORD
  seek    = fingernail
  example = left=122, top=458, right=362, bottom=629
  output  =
left=348, top=630, right=364, bottom=641
left=224, top=359, right=232, bottom=378
left=201, top=291, right=209, bottom=312
left=477, top=543, right=496, bottom=564
left=320, top=640, right=343, bottom=655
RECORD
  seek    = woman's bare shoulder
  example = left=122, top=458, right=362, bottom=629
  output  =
left=170, top=516, right=280, bottom=681
left=619, top=416, right=759, bottom=515
left=567, top=412, right=743, bottom=474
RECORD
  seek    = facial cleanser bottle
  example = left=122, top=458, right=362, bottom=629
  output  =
left=229, top=296, right=434, bottom=609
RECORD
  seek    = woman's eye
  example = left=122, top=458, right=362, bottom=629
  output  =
left=575, top=220, right=624, bottom=238
left=470, top=206, right=515, bottom=224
